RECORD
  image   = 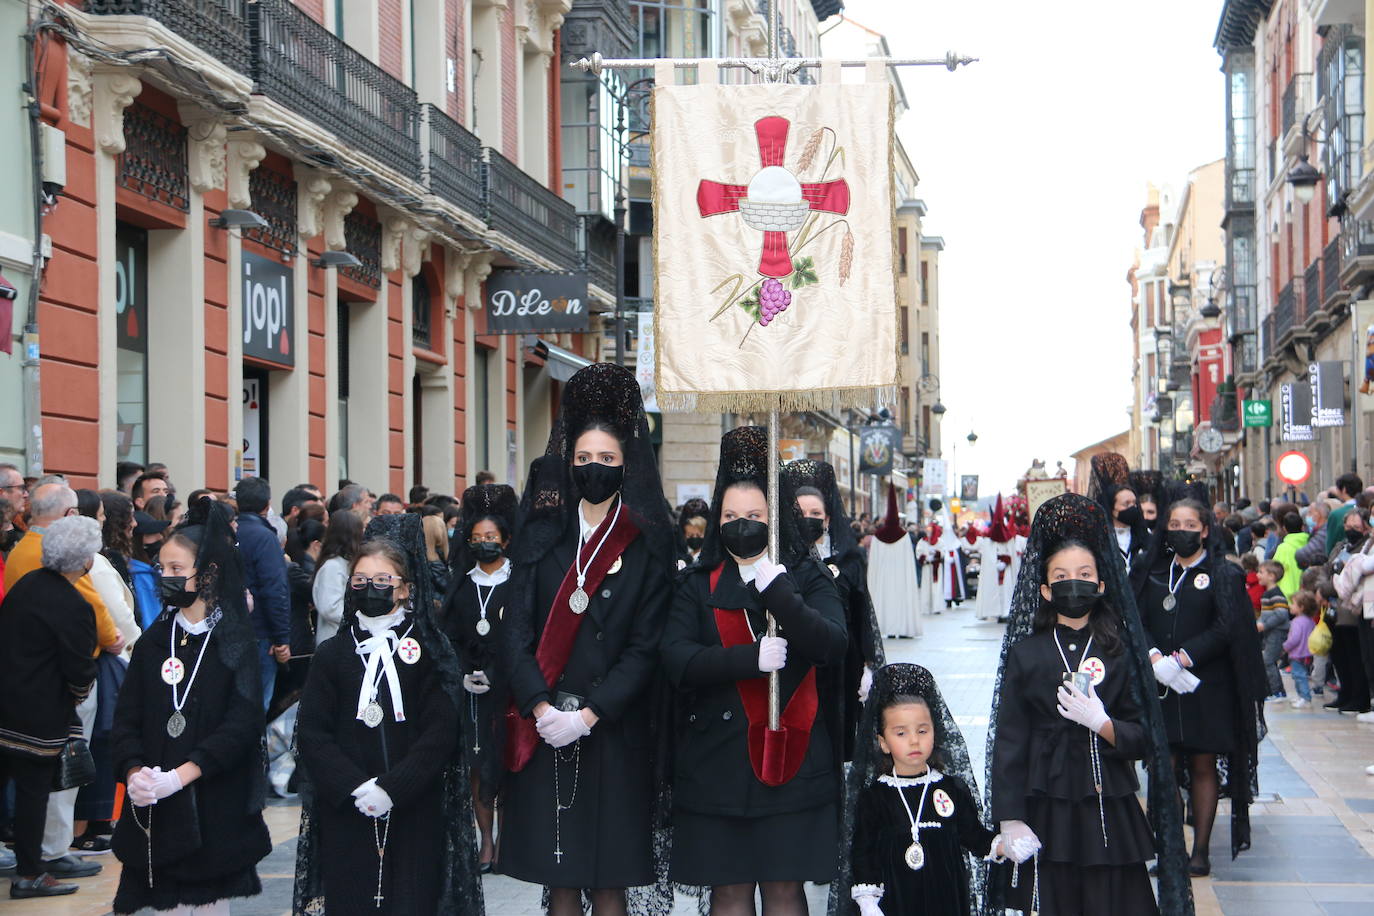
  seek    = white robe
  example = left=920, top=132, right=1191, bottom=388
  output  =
left=867, top=535, right=922, bottom=638
left=914, top=537, right=939, bottom=620
left=1004, top=535, right=1027, bottom=617
left=935, top=531, right=968, bottom=604
left=973, top=537, right=1011, bottom=621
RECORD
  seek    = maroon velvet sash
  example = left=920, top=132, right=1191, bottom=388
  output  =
left=710, top=564, right=818, bottom=787
left=504, top=508, right=640, bottom=772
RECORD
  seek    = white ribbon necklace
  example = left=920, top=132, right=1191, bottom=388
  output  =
left=353, top=614, right=411, bottom=728
left=570, top=500, right=622, bottom=614
left=469, top=560, right=509, bottom=636
left=892, top=773, right=934, bottom=871
left=166, top=614, right=214, bottom=738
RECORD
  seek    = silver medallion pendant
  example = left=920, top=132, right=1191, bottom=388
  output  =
left=904, top=841, right=925, bottom=871
left=166, top=710, right=187, bottom=738
left=476, top=618, right=492, bottom=637
left=362, top=701, right=384, bottom=729
left=569, top=587, right=590, bottom=615
left=1163, top=594, right=1177, bottom=612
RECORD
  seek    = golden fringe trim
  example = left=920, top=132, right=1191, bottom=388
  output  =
left=657, top=385, right=900, bottom=415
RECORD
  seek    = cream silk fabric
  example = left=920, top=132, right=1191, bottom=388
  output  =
left=651, top=77, right=898, bottom=411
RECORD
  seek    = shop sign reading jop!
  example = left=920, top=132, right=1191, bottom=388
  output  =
left=242, top=251, right=294, bottom=367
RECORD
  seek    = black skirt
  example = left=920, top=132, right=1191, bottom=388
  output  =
left=1003, top=860, right=1158, bottom=916
left=669, top=802, right=837, bottom=886
left=114, top=863, right=261, bottom=914
left=1025, top=794, right=1156, bottom=867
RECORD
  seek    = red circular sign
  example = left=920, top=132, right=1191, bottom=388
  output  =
left=1276, top=451, right=1312, bottom=486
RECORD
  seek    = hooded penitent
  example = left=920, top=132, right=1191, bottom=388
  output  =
left=867, top=484, right=921, bottom=638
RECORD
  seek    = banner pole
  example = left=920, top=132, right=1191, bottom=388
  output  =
left=767, top=404, right=781, bottom=731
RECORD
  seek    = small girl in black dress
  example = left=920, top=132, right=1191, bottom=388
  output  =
left=845, top=664, right=1000, bottom=916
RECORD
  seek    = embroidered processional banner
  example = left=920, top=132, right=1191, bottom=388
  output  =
left=651, top=63, right=898, bottom=412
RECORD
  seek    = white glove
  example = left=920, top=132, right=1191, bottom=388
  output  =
left=536, top=707, right=591, bottom=748
left=1152, top=653, right=1183, bottom=687
left=855, top=894, right=884, bottom=916
left=352, top=778, right=394, bottom=817
left=463, top=671, right=491, bottom=695
left=127, top=769, right=158, bottom=807
left=1168, top=667, right=1201, bottom=694
left=757, top=635, right=788, bottom=673
left=753, top=556, right=786, bottom=592
left=1056, top=683, right=1110, bottom=735
left=999, top=820, right=1041, bottom=864
left=858, top=666, right=874, bottom=703
left=142, top=766, right=183, bottom=802
left=997, top=560, right=1008, bottom=572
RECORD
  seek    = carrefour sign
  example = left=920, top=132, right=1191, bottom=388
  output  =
left=242, top=250, right=294, bottom=367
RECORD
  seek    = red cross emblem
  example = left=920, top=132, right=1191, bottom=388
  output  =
left=697, top=116, right=851, bottom=278
left=1079, top=657, right=1106, bottom=687
left=161, top=657, right=185, bottom=685
left=397, top=637, right=422, bottom=665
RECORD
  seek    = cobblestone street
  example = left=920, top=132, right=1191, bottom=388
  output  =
left=11, top=604, right=1374, bottom=915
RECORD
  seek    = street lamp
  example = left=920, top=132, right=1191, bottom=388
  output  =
left=1288, top=153, right=1321, bottom=206
left=966, top=430, right=978, bottom=445
left=932, top=402, right=946, bottom=415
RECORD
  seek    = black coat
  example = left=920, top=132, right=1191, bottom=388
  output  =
left=662, top=557, right=847, bottom=818
left=1139, top=554, right=1241, bottom=753
left=499, top=525, right=671, bottom=888
left=0, top=568, right=98, bottom=757
left=441, top=571, right=511, bottom=777
left=110, top=615, right=272, bottom=896
left=296, top=622, right=459, bottom=913
left=990, top=625, right=1156, bottom=867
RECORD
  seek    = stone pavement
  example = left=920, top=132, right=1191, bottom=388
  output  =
left=11, top=604, right=1374, bottom=914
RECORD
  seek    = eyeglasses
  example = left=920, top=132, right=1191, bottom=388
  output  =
left=469, top=533, right=503, bottom=544
left=349, top=574, right=403, bottom=589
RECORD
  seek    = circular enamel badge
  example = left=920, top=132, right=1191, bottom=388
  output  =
left=161, top=657, right=185, bottom=685
left=827, top=563, right=841, bottom=579
left=677, top=559, right=687, bottom=571
left=608, top=556, right=623, bottom=575
left=932, top=788, right=955, bottom=818
left=1079, top=656, right=1106, bottom=687
left=397, top=637, right=422, bottom=665
left=1194, top=573, right=1210, bottom=590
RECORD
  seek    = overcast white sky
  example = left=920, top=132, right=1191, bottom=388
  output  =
left=835, top=0, right=1228, bottom=496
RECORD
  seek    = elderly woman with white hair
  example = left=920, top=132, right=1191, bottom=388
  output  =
left=0, top=515, right=103, bottom=898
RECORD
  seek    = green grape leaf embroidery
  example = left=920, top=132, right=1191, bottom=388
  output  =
left=789, top=256, right=818, bottom=289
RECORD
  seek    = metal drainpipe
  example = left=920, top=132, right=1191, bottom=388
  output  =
left=22, top=21, right=45, bottom=477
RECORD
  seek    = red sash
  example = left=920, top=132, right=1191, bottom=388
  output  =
left=504, top=508, right=641, bottom=772
left=709, top=564, right=818, bottom=787
left=997, top=553, right=1011, bottom=586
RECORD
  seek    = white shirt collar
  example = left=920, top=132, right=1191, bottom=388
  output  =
left=578, top=501, right=600, bottom=541
left=175, top=610, right=213, bottom=635
left=357, top=606, right=407, bottom=636
left=878, top=768, right=943, bottom=787
left=736, top=558, right=760, bottom=585
left=1175, top=549, right=1208, bottom=571
left=818, top=532, right=833, bottom=559
left=468, top=558, right=511, bottom=586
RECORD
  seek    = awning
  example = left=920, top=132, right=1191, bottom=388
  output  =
left=541, top=340, right=593, bottom=383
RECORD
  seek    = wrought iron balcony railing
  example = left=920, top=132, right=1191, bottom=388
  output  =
left=1274, top=278, right=1298, bottom=341
left=1282, top=73, right=1311, bottom=138
left=482, top=148, right=578, bottom=269
left=1261, top=313, right=1276, bottom=363
left=423, top=105, right=483, bottom=218
left=1324, top=237, right=1342, bottom=306
left=579, top=215, right=616, bottom=294
left=249, top=0, right=420, bottom=178
left=86, top=0, right=251, bottom=72
left=1304, top=258, right=1322, bottom=318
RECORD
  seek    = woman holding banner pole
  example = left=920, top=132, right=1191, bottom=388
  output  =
left=499, top=363, right=675, bottom=915
left=661, top=426, right=848, bottom=914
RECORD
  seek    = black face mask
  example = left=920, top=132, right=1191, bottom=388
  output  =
left=350, top=584, right=398, bottom=618
left=685, top=535, right=704, bottom=551
left=571, top=463, right=624, bottom=505
left=720, top=518, right=770, bottom=560
left=1165, top=529, right=1203, bottom=558
left=801, top=517, right=826, bottom=544
left=1116, top=505, right=1143, bottom=528
left=470, top=541, right=504, bottom=563
left=1347, top=528, right=1366, bottom=545
left=1048, top=579, right=1100, bottom=617
left=159, top=574, right=198, bottom=609
left=1144, top=515, right=1159, bottom=532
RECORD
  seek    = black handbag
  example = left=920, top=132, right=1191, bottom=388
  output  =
left=52, top=737, right=97, bottom=791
